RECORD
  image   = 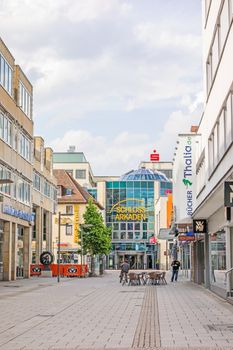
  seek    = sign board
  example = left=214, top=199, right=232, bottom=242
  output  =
left=224, top=181, right=233, bottom=207
left=193, top=219, right=207, bottom=233
left=2, top=204, right=34, bottom=222
left=178, top=235, right=195, bottom=241
left=173, top=135, right=197, bottom=222
left=150, top=149, right=160, bottom=162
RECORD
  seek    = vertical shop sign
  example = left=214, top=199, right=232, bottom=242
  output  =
left=74, top=204, right=79, bottom=243
left=182, top=136, right=194, bottom=217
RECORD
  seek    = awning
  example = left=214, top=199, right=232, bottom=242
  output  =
left=158, top=228, right=174, bottom=240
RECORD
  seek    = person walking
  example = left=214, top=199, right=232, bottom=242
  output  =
left=119, top=259, right=130, bottom=283
left=171, top=259, right=180, bottom=282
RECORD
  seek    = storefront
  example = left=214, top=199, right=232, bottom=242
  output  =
left=0, top=204, right=34, bottom=281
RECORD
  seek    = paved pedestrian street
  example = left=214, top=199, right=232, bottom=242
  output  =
left=0, top=272, right=233, bottom=350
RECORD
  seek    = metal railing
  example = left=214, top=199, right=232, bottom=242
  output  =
left=225, top=267, right=233, bottom=297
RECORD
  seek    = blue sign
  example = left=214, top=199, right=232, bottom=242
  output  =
left=2, top=204, right=35, bottom=222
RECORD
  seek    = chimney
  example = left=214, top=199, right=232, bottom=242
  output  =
left=68, top=145, right=76, bottom=153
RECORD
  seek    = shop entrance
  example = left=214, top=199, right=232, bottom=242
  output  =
left=118, top=254, right=144, bottom=269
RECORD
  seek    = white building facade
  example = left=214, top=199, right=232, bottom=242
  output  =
left=193, top=0, right=233, bottom=299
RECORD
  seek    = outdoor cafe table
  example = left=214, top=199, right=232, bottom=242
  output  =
left=134, top=270, right=166, bottom=285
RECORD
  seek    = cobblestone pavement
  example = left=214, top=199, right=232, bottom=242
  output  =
left=0, top=271, right=233, bottom=350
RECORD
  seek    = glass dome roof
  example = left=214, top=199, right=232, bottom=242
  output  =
left=120, top=168, right=170, bottom=182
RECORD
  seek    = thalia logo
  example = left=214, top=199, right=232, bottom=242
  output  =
left=183, top=178, right=192, bottom=187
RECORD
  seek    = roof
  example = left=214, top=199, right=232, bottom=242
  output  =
left=120, top=168, right=170, bottom=182
left=54, top=170, right=104, bottom=210
left=53, top=152, right=87, bottom=163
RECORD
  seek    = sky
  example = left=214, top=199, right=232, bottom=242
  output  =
left=1, top=0, right=203, bottom=176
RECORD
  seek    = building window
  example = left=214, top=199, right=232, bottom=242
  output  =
left=218, top=109, right=226, bottom=159
left=0, top=166, right=11, bottom=195
left=66, top=205, right=73, bottom=214
left=65, top=188, right=72, bottom=195
left=19, top=82, right=32, bottom=119
left=213, top=123, right=219, bottom=167
left=219, top=0, right=229, bottom=52
left=33, top=171, right=41, bottom=191
left=66, top=225, right=72, bottom=235
left=0, top=113, right=12, bottom=146
left=225, top=93, right=233, bottom=148
left=212, top=28, right=220, bottom=75
left=75, top=169, right=86, bottom=179
left=0, top=54, right=12, bottom=95
left=19, top=133, right=31, bottom=162
left=18, top=180, right=31, bottom=205
left=43, top=181, right=51, bottom=197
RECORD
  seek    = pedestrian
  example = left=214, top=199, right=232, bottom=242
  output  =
left=171, top=259, right=180, bottom=282
left=119, top=259, right=130, bottom=283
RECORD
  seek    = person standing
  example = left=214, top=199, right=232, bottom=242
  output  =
left=119, top=260, right=130, bottom=283
left=171, top=259, right=180, bottom=282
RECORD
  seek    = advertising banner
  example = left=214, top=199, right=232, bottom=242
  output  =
left=73, top=204, right=79, bottom=243
left=173, top=135, right=198, bottom=222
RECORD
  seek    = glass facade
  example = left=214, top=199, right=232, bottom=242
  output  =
left=106, top=179, right=157, bottom=269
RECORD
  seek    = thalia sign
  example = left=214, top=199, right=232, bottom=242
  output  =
left=182, top=136, right=193, bottom=217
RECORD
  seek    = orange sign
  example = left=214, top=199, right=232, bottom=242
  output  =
left=178, top=235, right=195, bottom=241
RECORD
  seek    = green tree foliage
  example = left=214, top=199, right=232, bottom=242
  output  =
left=81, top=199, right=111, bottom=260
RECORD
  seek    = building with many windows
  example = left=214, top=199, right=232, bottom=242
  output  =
left=32, top=137, right=57, bottom=265
left=172, top=1, right=233, bottom=300
left=52, top=170, right=103, bottom=264
left=96, top=167, right=172, bottom=269
left=53, top=146, right=96, bottom=188
left=0, top=37, right=34, bottom=280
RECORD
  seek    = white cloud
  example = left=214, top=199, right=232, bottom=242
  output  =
left=1, top=0, right=203, bottom=174
left=49, top=130, right=152, bottom=175
left=134, top=22, right=201, bottom=53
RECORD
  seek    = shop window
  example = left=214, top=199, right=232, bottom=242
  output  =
left=143, top=232, right=147, bottom=239
left=135, top=232, right=140, bottom=240
left=127, top=232, right=133, bottom=239
left=120, top=223, right=126, bottom=230
left=120, top=232, right=126, bottom=239
left=135, top=222, right=140, bottom=230
left=113, top=232, right=119, bottom=239
left=127, top=223, right=133, bottom=230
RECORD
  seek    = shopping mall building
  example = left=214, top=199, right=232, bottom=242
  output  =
left=95, top=168, right=172, bottom=269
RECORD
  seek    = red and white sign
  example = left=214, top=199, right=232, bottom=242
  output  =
left=149, top=236, right=157, bottom=244
left=150, top=149, right=160, bottom=162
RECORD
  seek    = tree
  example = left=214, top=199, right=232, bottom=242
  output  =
left=81, top=199, right=111, bottom=276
